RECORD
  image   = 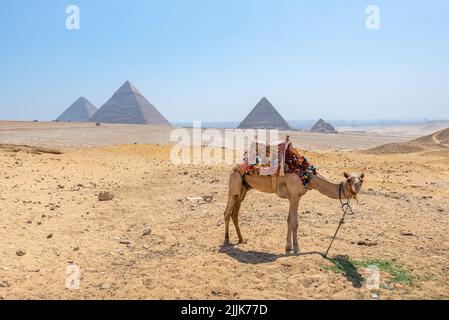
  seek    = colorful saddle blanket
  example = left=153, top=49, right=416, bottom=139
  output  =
left=236, top=141, right=316, bottom=185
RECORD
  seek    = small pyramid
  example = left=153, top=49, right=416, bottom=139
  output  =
left=90, top=81, right=171, bottom=126
left=311, top=119, right=337, bottom=133
left=237, top=97, right=292, bottom=130
left=56, top=97, right=98, bottom=122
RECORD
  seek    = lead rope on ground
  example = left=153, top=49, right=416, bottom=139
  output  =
left=324, top=182, right=355, bottom=258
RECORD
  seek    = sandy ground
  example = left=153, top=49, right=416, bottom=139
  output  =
left=0, top=121, right=410, bottom=151
left=1, top=122, right=449, bottom=300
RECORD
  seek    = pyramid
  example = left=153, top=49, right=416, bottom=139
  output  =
left=237, top=97, right=292, bottom=130
left=311, top=119, right=337, bottom=133
left=56, top=97, right=98, bottom=122
left=90, top=81, right=171, bottom=126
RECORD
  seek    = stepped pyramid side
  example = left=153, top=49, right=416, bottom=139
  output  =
left=237, top=97, right=292, bottom=130
left=57, top=97, right=98, bottom=122
left=90, top=81, right=171, bottom=126
left=311, top=119, right=337, bottom=133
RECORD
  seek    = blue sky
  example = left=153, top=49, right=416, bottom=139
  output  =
left=0, top=0, right=448, bottom=122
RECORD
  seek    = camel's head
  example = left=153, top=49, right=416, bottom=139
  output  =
left=344, top=172, right=365, bottom=195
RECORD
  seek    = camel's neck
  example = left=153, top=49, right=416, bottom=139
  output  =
left=309, top=174, right=353, bottom=200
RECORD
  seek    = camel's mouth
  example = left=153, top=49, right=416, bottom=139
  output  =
left=352, top=185, right=362, bottom=194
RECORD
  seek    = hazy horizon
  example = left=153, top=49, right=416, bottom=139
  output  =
left=1, top=0, right=448, bottom=122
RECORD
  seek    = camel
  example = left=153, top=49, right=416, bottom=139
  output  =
left=223, top=169, right=364, bottom=254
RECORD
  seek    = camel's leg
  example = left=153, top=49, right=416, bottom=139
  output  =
left=288, top=196, right=300, bottom=254
left=285, top=211, right=293, bottom=253
left=231, top=186, right=248, bottom=244
left=224, top=195, right=237, bottom=244
left=224, top=171, right=243, bottom=244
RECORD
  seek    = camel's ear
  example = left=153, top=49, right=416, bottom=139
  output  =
left=361, top=173, right=365, bottom=179
left=344, top=172, right=350, bottom=179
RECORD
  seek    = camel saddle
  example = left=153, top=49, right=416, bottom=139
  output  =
left=235, top=138, right=315, bottom=187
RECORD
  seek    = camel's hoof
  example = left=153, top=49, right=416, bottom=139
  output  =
left=293, top=250, right=300, bottom=256
left=285, top=248, right=293, bottom=255
left=223, top=239, right=230, bottom=246
left=238, top=239, right=247, bottom=244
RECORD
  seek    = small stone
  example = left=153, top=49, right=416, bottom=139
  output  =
left=73, top=246, right=80, bottom=251
left=0, top=280, right=10, bottom=288
left=142, top=228, right=152, bottom=236
left=47, top=233, right=53, bottom=239
left=100, top=283, right=111, bottom=290
left=98, top=191, right=114, bottom=201
left=357, top=239, right=378, bottom=246
left=16, top=249, right=26, bottom=257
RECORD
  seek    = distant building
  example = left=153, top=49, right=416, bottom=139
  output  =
left=57, top=97, right=97, bottom=122
left=90, top=81, right=171, bottom=126
left=311, top=119, right=337, bottom=133
left=237, top=97, right=292, bottom=130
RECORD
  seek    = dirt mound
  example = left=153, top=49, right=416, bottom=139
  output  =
left=365, top=127, right=449, bottom=154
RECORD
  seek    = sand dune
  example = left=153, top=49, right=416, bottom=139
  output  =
left=414, top=127, right=449, bottom=147
left=366, top=127, right=449, bottom=155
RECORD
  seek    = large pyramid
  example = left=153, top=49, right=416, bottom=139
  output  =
left=56, top=97, right=98, bottom=122
left=237, top=97, right=292, bottom=130
left=90, top=81, right=171, bottom=126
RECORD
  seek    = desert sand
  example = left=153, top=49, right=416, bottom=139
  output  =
left=1, top=122, right=449, bottom=300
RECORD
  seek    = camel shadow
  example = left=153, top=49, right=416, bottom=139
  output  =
left=219, top=247, right=363, bottom=288
left=218, top=244, right=283, bottom=264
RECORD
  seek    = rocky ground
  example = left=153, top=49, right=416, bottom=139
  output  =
left=1, top=140, right=449, bottom=299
